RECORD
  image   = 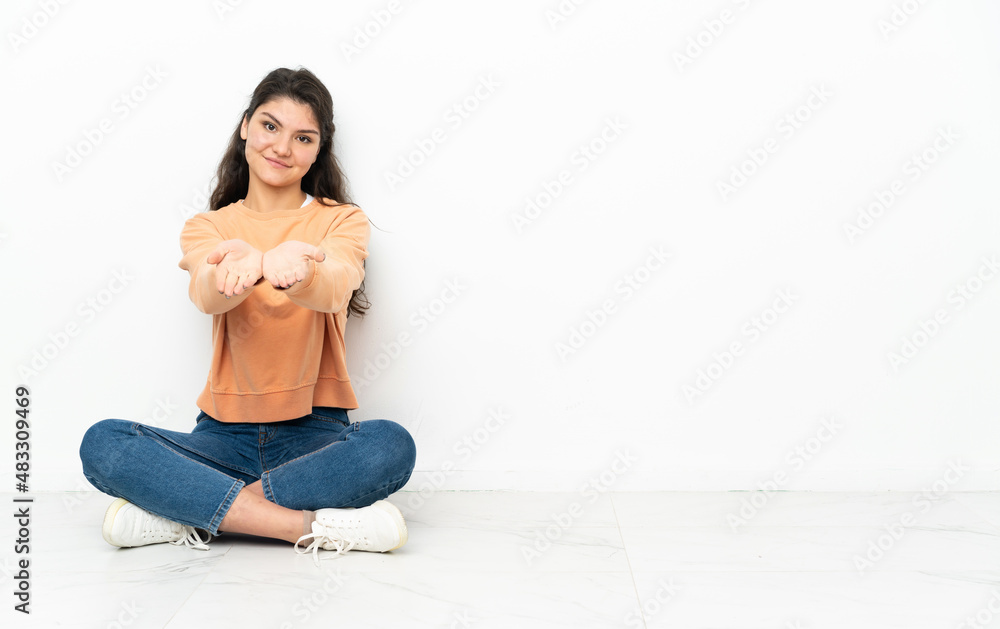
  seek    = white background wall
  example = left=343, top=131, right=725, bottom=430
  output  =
left=1, top=0, right=998, bottom=495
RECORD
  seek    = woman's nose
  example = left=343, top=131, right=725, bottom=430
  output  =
left=273, top=135, right=292, bottom=155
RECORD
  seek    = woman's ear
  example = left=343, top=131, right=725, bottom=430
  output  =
left=239, top=114, right=249, bottom=141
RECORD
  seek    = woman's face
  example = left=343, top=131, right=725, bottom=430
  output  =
left=240, top=97, right=321, bottom=192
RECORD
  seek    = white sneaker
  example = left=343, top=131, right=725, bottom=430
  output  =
left=102, top=498, right=211, bottom=550
left=295, top=500, right=407, bottom=563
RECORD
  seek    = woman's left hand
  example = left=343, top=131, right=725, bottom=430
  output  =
left=262, top=241, right=327, bottom=289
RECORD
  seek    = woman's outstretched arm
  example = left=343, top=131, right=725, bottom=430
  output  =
left=178, top=215, right=264, bottom=314
left=270, top=205, right=370, bottom=314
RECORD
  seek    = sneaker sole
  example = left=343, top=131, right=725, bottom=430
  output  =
left=372, top=500, right=408, bottom=551
left=102, top=498, right=131, bottom=547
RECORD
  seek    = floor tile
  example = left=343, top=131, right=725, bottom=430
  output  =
left=4, top=490, right=1000, bottom=628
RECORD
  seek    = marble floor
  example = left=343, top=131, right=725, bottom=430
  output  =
left=2, top=490, right=999, bottom=628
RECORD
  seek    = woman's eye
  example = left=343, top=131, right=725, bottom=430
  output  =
left=298, top=136, right=311, bottom=143
left=264, top=122, right=276, bottom=131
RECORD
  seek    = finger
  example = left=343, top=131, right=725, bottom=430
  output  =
left=239, top=270, right=255, bottom=291
left=215, top=266, right=229, bottom=294
left=246, top=269, right=261, bottom=290
left=232, top=273, right=249, bottom=296
left=269, top=269, right=285, bottom=288
left=223, top=271, right=240, bottom=298
left=312, top=248, right=326, bottom=263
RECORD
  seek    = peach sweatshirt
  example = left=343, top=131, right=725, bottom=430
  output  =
left=178, top=198, right=369, bottom=423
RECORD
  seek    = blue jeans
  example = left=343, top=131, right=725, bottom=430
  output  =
left=79, top=407, right=417, bottom=535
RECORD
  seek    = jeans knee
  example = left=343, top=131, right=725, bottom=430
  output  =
left=79, top=419, right=129, bottom=475
left=369, top=419, right=416, bottom=472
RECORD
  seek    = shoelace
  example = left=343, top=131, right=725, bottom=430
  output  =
left=295, top=527, right=359, bottom=565
left=170, top=527, right=212, bottom=551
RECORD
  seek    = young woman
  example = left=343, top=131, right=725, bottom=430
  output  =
left=79, top=67, right=416, bottom=562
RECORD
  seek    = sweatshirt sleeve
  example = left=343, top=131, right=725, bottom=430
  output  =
left=282, top=205, right=370, bottom=314
left=178, top=214, right=255, bottom=315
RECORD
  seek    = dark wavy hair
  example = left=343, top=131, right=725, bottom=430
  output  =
left=209, top=67, right=369, bottom=318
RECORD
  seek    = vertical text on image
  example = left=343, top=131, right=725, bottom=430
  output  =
left=13, top=385, right=33, bottom=615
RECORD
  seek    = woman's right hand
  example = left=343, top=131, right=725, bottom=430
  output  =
left=206, top=239, right=263, bottom=298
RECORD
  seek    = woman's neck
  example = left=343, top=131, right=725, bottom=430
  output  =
left=242, top=187, right=308, bottom=213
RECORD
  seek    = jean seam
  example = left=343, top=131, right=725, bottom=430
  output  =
left=260, top=419, right=351, bottom=505
left=86, top=441, right=245, bottom=533
left=135, top=423, right=258, bottom=478
left=136, top=438, right=247, bottom=531
left=266, top=417, right=362, bottom=475
left=261, top=471, right=275, bottom=503
left=260, top=420, right=361, bottom=505
left=208, top=479, right=244, bottom=535
left=258, top=425, right=269, bottom=477
left=144, top=437, right=247, bottom=483
left=265, top=436, right=341, bottom=476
